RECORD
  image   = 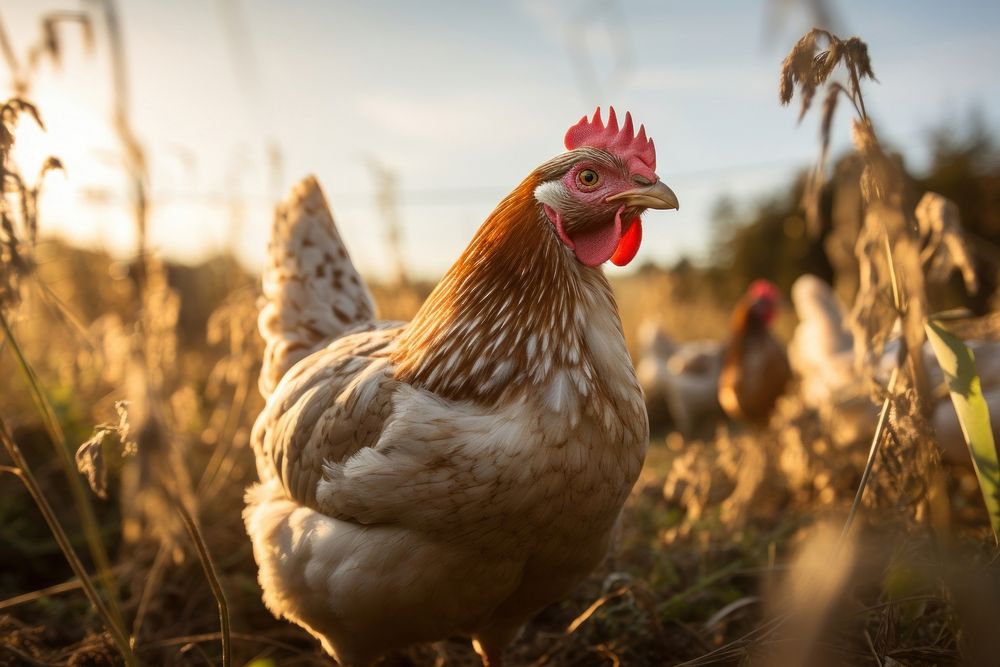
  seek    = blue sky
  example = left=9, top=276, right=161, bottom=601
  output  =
left=4, top=0, right=1000, bottom=280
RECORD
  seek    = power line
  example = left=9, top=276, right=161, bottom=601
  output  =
left=76, top=155, right=812, bottom=209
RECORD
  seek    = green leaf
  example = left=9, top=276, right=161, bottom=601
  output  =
left=925, top=319, right=1000, bottom=543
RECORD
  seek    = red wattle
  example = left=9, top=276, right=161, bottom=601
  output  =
left=610, top=218, right=642, bottom=266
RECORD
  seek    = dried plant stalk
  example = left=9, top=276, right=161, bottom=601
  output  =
left=93, top=0, right=148, bottom=272
left=916, top=192, right=978, bottom=294
left=175, top=501, right=232, bottom=667
left=119, top=352, right=194, bottom=556
left=0, top=417, right=136, bottom=666
left=0, top=309, right=128, bottom=632
left=778, top=28, right=977, bottom=524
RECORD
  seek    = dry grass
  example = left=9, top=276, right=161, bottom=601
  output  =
left=1, top=15, right=999, bottom=667
left=3, top=241, right=996, bottom=666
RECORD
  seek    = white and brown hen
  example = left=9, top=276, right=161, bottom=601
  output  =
left=635, top=321, right=724, bottom=438
left=243, top=108, right=679, bottom=666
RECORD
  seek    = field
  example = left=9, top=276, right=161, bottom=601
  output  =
left=2, top=244, right=997, bottom=666
left=2, top=7, right=1000, bottom=667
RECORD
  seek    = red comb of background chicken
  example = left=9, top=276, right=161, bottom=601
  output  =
left=748, top=279, right=781, bottom=303
left=564, top=106, right=657, bottom=180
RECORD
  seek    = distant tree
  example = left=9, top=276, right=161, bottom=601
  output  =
left=706, top=116, right=1000, bottom=313
left=708, top=175, right=833, bottom=303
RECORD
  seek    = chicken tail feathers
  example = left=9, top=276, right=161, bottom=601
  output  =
left=258, top=176, right=376, bottom=396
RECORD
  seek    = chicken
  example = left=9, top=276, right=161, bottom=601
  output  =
left=634, top=320, right=678, bottom=430
left=664, top=340, right=726, bottom=437
left=717, top=280, right=791, bottom=427
left=635, top=320, right=723, bottom=438
left=789, top=273, right=1000, bottom=462
left=243, top=107, right=679, bottom=666
left=788, top=274, right=859, bottom=408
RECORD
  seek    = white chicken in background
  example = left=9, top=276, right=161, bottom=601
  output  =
left=789, top=274, right=1000, bottom=462
left=635, top=320, right=724, bottom=439
left=635, top=320, right=677, bottom=430
left=789, top=274, right=860, bottom=409
left=243, top=108, right=679, bottom=666
left=664, top=340, right=725, bottom=438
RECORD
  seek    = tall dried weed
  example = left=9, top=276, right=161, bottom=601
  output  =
left=781, top=27, right=985, bottom=522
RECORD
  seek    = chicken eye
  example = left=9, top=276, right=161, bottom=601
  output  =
left=577, top=169, right=599, bottom=187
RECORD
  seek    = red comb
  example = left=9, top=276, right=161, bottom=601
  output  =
left=564, top=106, right=657, bottom=179
left=748, top=279, right=781, bottom=302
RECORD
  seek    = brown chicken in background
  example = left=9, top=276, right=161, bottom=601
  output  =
left=718, top=280, right=791, bottom=427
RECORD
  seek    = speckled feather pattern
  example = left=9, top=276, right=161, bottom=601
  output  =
left=257, top=176, right=377, bottom=397
left=245, top=167, right=648, bottom=666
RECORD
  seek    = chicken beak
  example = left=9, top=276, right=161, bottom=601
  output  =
left=605, top=181, right=679, bottom=211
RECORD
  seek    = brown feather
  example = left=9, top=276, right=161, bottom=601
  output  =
left=718, top=299, right=791, bottom=426
left=392, top=168, right=586, bottom=404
